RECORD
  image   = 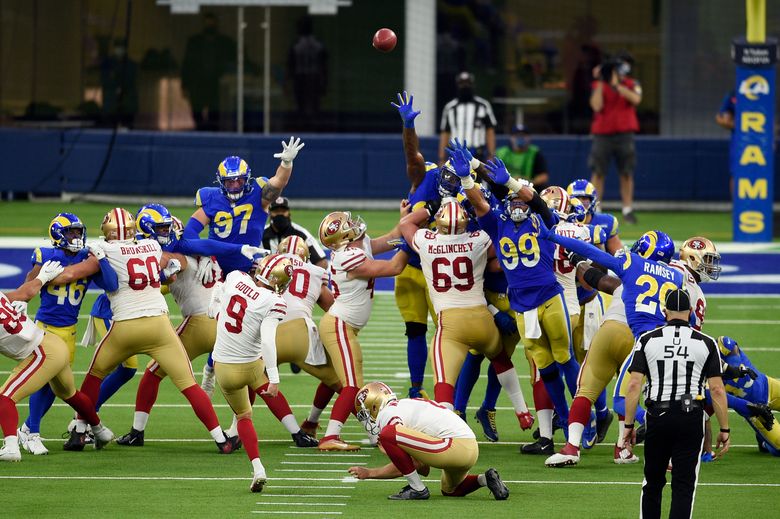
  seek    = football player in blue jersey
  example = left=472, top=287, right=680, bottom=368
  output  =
left=566, top=179, right=623, bottom=254
left=715, top=336, right=780, bottom=456
left=17, top=213, right=119, bottom=455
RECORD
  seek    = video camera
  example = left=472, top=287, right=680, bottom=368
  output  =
left=599, top=51, right=634, bottom=82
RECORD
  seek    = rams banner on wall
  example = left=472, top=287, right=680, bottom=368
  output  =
left=732, top=38, right=777, bottom=242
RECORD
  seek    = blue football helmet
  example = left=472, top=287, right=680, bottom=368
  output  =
left=504, top=193, right=530, bottom=223
left=567, top=196, right=587, bottom=223
left=717, top=336, right=739, bottom=357
left=49, top=213, right=86, bottom=252
left=630, top=230, right=675, bottom=263
left=437, top=161, right=462, bottom=198
left=566, top=179, right=598, bottom=217
left=137, top=203, right=175, bottom=246
left=217, top=156, right=253, bottom=201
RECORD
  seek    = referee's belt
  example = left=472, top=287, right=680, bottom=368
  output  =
left=645, top=399, right=704, bottom=410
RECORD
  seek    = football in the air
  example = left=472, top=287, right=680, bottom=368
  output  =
left=372, top=28, right=397, bottom=53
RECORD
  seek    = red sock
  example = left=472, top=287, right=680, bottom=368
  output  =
left=181, top=385, right=220, bottom=431
left=434, top=382, right=455, bottom=405
left=313, top=383, right=336, bottom=409
left=489, top=350, right=514, bottom=374
left=80, top=374, right=103, bottom=406
left=65, top=391, right=100, bottom=427
left=532, top=379, right=554, bottom=411
left=569, top=396, right=592, bottom=426
left=330, top=386, right=358, bottom=423
left=237, top=417, right=259, bottom=461
left=618, top=414, right=625, bottom=421
left=257, top=383, right=294, bottom=421
left=248, top=387, right=257, bottom=406
left=443, top=475, right=481, bottom=497
left=136, top=369, right=163, bottom=414
left=0, top=396, right=19, bottom=437
left=378, top=424, right=415, bottom=474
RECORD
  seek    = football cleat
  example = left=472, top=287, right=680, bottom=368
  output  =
left=701, top=451, right=716, bottom=463
left=545, top=443, right=580, bottom=467
left=290, top=363, right=302, bottom=374
left=116, top=428, right=145, bottom=447
left=291, top=430, right=319, bottom=448
left=217, top=433, right=242, bottom=454
left=388, top=485, right=430, bottom=500
left=299, top=420, right=319, bottom=438
left=758, top=433, right=769, bottom=453
left=92, top=424, right=114, bottom=450
left=521, top=437, right=554, bottom=455
left=201, top=365, right=215, bottom=398
left=454, top=409, right=467, bottom=422
left=581, top=411, right=598, bottom=450
left=250, top=473, right=267, bottom=493
left=613, top=443, right=639, bottom=464
left=0, top=441, right=21, bottom=462
left=318, top=437, right=360, bottom=452
left=475, top=407, right=499, bottom=442
left=623, top=210, right=638, bottom=225
left=484, top=468, right=509, bottom=500
left=596, top=411, right=614, bottom=444
left=22, top=433, right=49, bottom=456
left=407, top=386, right=429, bottom=400
left=63, top=429, right=89, bottom=451
left=517, top=411, right=535, bottom=431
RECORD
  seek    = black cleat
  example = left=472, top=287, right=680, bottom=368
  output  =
left=521, top=437, right=554, bottom=455
left=116, top=428, right=145, bottom=447
left=63, top=430, right=88, bottom=452
left=484, top=468, right=509, bottom=500
left=290, top=363, right=302, bottom=374
left=291, top=430, right=319, bottom=448
left=596, top=411, right=614, bottom=444
left=217, top=432, right=242, bottom=454
left=388, top=485, right=430, bottom=500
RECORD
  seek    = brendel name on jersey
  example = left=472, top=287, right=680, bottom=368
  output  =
left=120, top=244, right=158, bottom=255
left=427, top=242, right=475, bottom=255
left=643, top=262, right=676, bottom=281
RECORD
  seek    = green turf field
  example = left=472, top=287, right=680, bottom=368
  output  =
left=0, top=202, right=778, bottom=518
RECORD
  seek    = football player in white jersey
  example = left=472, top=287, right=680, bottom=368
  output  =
left=401, top=201, right=534, bottom=430
left=316, top=211, right=409, bottom=451
left=0, top=262, right=115, bottom=461
left=211, top=254, right=293, bottom=492
left=347, top=382, right=509, bottom=501
left=50, top=208, right=240, bottom=453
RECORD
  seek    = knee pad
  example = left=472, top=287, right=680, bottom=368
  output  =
left=405, top=322, right=427, bottom=338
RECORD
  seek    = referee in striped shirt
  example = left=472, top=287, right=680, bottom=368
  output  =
left=623, top=289, right=730, bottom=519
left=438, top=72, right=497, bottom=163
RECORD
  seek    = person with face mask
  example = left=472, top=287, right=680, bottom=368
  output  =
left=494, top=125, right=550, bottom=191
left=438, top=72, right=497, bottom=164
left=261, top=197, right=327, bottom=268
left=589, top=51, right=642, bottom=225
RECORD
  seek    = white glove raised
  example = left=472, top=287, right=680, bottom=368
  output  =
left=86, top=241, right=106, bottom=260
left=35, top=260, right=64, bottom=285
left=241, top=245, right=270, bottom=261
left=273, top=136, right=305, bottom=166
left=162, top=258, right=182, bottom=279
left=10, top=300, right=28, bottom=316
left=196, top=256, right=215, bottom=285
left=207, top=282, right=224, bottom=319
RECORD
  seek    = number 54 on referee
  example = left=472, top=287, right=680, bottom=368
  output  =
left=622, top=288, right=730, bottom=519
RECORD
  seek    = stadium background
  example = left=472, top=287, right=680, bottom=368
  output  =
left=0, top=0, right=779, bottom=518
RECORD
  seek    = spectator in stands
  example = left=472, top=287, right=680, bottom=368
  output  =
left=495, top=125, right=549, bottom=191
left=262, top=197, right=327, bottom=268
left=100, top=39, right=138, bottom=129
left=589, top=51, right=641, bottom=224
left=438, top=72, right=497, bottom=163
left=181, top=13, right=236, bottom=131
left=716, top=90, right=737, bottom=197
left=287, top=15, right=328, bottom=131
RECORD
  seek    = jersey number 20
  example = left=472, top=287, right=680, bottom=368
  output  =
left=634, top=274, right=677, bottom=315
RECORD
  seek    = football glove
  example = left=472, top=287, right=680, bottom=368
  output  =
left=739, top=366, right=759, bottom=380
left=493, top=311, right=518, bottom=336
left=484, top=158, right=511, bottom=185
left=387, top=238, right=413, bottom=255
left=446, top=138, right=481, bottom=170
left=241, top=245, right=270, bottom=261
left=207, top=282, right=224, bottom=319
left=447, top=148, right=472, bottom=178
left=274, top=136, right=305, bottom=166
left=566, top=250, right=589, bottom=269
left=86, top=241, right=106, bottom=260
left=10, top=300, right=28, bottom=316
left=162, top=258, right=182, bottom=279
left=196, top=256, right=216, bottom=285
left=424, top=198, right=442, bottom=217
left=35, top=260, right=64, bottom=285
left=747, top=403, right=775, bottom=430
left=390, top=91, right=421, bottom=128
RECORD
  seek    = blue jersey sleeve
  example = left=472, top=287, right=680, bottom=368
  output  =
left=92, top=257, right=119, bottom=292
left=477, top=209, right=500, bottom=242
left=548, top=232, right=622, bottom=272
left=175, top=238, right=244, bottom=258
left=31, top=247, right=48, bottom=266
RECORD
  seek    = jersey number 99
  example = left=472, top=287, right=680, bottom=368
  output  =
left=499, top=233, right=540, bottom=270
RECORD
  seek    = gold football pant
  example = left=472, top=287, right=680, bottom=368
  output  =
left=395, top=265, right=436, bottom=325
left=516, top=293, right=572, bottom=371
left=276, top=318, right=341, bottom=388
left=0, top=333, right=77, bottom=402
left=88, top=315, right=197, bottom=390
left=93, top=318, right=137, bottom=369
left=576, top=320, right=634, bottom=403
left=320, top=312, right=363, bottom=388
left=147, top=314, right=215, bottom=378
left=214, top=359, right=266, bottom=416
left=35, top=322, right=77, bottom=364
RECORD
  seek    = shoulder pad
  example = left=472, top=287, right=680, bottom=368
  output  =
left=335, top=248, right=367, bottom=271
left=31, top=247, right=45, bottom=265
left=424, top=162, right=439, bottom=172
left=256, top=177, right=269, bottom=189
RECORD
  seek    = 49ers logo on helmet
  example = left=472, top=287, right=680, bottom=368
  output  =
left=689, top=239, right=705, bottom=250
left=326, top=220, right=341, bottom=236
left=356, top=389, right=368, bottom=405
left=283, top=264, right=294, bottom=277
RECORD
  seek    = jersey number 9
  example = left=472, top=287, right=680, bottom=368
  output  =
left=499, top=233, right=540, bottom=270
left=213, top=204, right=254, bottom=238
left=225, top=294, right=247, bottom=333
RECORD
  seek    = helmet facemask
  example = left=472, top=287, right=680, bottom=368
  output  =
left=62, top=225, right=86, bottom=252
left=505, top=195, right=530, bottom=223
left=221, top=176, right=248, bottom=202
left=438, top=165, right=461, bottom=198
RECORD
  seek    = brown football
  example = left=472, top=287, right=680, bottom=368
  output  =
left=372, top=28, right=397, bottom=53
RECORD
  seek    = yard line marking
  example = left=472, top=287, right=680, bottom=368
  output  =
left=715, top=304, right=780, bottom=309
left=281, top=462, right=366, bottom=466
left=253, top=502, right=347, bottom=507
left=251, top=512, right=342, bottom=515
left=706, top=319, right=780, bottom=325
left=260, top=494, right=351, bottom=498
left=278, top=469, right=353, bottom=473
left=266, top=486, right=355, bottom=489
left=283, top=453, right=369, bottom=458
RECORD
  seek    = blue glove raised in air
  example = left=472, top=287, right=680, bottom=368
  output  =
left=390, top=91, right=421, bottom=129
left=446, top=148, right=472, bottom=178
left=493, top=311, right=518, bottom=336
left=484, top=158, right=510, bottom=186
left=446, top=138, right=475, bottom=164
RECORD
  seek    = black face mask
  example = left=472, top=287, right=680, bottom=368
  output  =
left=457, top=87, right=474, bottom=101
left=272, top=214, right=291, bottom=232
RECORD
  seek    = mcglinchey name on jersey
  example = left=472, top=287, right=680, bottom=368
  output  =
left=119, top=244, right=158, bottom=255
left=642, top=261, right=676, bottom=281
left=427, top=242, right=476, bottom=255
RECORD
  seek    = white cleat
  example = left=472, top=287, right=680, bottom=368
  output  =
left=545, top=451, right=580, bottom=467
left=92, top=424, right=115, bottom=450
left=0, top=442, right=21, bottom=462
left=613, top=444, right=639, bottom=464
left=22, top=433, right=49, bottom=456
left=201, top=365, right=216, bottom=398
left=250, top=473, right=267, bottom=493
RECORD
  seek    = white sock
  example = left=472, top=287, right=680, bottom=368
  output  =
left=538, top=409, right=554, bottom=439
left=281, top=414, right=299, bottom=434
left=133, top=412, right=150, bottom=432
left=4, top=435, right=18, bottom=449
left=616, top=420, right=625, bottom=448
left=251, top=457, right=266, bottom=477
left=496, top=368, right=529, bottom=413
left=92, top=423, right=105, bottom=435
left=622, top=206, right=633, bottom=216
left=74, top=419, right=87, bottom=433
left=568, top=422, right=585, bottom=447
left=210, top=426, right=226, bottom=443
left=477, top=473, right=487, bottom=487
left=307, top=406, right=324, bottom=423
left=404, top=470, right=426, bottom=491
left=225, top=415, right=238, bottom=437
left=324, top=419, right=344, bottom=439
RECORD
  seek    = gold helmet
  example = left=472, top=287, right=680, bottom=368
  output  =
left=355, top=381, right=397, bottom=435
left=435, top=200, right=468, bottom=235
left=540, top=186, right=571, bottom=219
left=319, top=211, right=366, bottom=251
left=679, top=236, right=721, bottom=282
left=101, top=208, right=136, bottom=241
left=171, top=216, right=184, bottom=241
left=253, top=253, right=295, bottom=293
left=277, top=235, right=310, bottom=262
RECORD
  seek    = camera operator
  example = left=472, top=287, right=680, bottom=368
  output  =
left=589, top=51, right=641, bottom=224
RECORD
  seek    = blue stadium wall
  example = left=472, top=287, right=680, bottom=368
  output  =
left=1, top=128, right=778, bottom=201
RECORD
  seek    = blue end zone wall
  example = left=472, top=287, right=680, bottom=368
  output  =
left=1, top=128, right=779, bottom=201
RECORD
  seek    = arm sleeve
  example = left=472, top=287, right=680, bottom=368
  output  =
left=260, top=317, right=282, bottom=384
left=628, top=347, right=649, bottom=376
left=476, top=209, right=500, bottom=242
left=527, top=192, right=556, bottom=227
left=548, top=233, right=621, bottom=272
left=94, top=257, right=119, bottom=292
left=184, top=217, right=205, bottom=240
left=176, top=238, right=242, bottom=258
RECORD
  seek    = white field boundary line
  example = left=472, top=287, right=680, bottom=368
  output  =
left=251, top=502, right=347, bottom=507
left=251, top=512, right=342, bottom=516
left=260, top=494, right=352, bottom=498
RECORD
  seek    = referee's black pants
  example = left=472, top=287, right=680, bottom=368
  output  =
left=641, top=406, right=705, bottom=519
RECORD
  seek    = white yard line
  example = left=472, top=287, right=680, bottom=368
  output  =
left=260, top=494, right=351, bottom=498
left=251, top=512, right=342, bottom=516
left=252, top=502, right=347, bottom=507
left=280, top=462, right=366, bottom=466
left=706, top=320, right=780, bottom=325
left=283, top=453, right=369, bottom=458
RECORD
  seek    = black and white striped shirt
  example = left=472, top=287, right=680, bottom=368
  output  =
left=439, top=96, right=497, bottom=149
left=629, top=320, right=722, bottom=402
